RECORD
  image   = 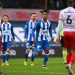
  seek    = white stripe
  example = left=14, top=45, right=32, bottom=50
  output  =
left=4, top=71, right=67, bottom=75
left=64, top=28, right=75, bottom=32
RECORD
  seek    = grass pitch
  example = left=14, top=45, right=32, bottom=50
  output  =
left=0, top=57, right=75, bottom=75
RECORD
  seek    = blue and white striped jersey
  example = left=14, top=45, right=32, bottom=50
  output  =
left=32, top=20, right=52, bottom=41
left=24, top=20, right=36, bottom=41
left=1, top=22, right=14, bottom=42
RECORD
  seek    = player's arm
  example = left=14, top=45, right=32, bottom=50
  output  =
left=11, top=26, right=15, bottom=40
left=49, top=23, right=53, bottom=41
left=57, top=12, right=63, bottom=37
left=32, top=21, right=40, bottom=38
left=24, top=22, right=28, bottom=42
left=56, top=12, right=63, bottom=43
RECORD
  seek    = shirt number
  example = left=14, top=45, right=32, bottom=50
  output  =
left=66, top=15, right=72, bottom=24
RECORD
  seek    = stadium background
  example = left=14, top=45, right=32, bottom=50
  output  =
left=0, top=9, right=62, bottom=58
left=0, top=0, right=75, bottom=75
left=0, top=0, right=72, bottom=58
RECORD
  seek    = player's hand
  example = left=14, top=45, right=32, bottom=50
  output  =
left=12, top=39, right=15, bottom=44
left=51, top=37, right=54, bottom=41
left=24, top=38, right=28, bottom=42
left=56, top=38, right=60, bottom=44
left=33, top=38, right=36, bottom=42
left=7, top=48, right=10, bottom=52
left=13, top=39, right=15, bottom=44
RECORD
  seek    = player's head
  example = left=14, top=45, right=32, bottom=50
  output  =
left=2, top=15, right=9, bottom=23
left=67, top=0, right=74, bottom=7
left=40, top=9, right=49, bottom=21
left=30, top=13, right=36, bottom=22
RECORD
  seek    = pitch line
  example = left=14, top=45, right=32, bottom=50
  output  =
left=3, top=71, right=67, bottom=75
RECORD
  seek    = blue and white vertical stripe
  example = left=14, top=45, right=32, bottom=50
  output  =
left=38, top=20, right=51, bottom=41
left=32, top=20, right=52, bottom=41
left=1, top=22, right=14, bottom=42
left=24, top=20, right=36, bottom=41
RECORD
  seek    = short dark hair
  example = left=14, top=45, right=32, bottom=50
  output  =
left=67, top=0, right=74, bottom=5
left=40, top=9, right=49, bottom=13
left=3, top=15, right=9, bottom=18
left=31, top=13, right=36, bottom=16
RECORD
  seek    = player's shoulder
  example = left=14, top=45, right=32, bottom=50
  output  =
left=37, top=20, right=41, bottom=23
left=60, top=8, right=67, bottom=14
left=1, top=22, right=4, bottom=25
left=25, top=20, right=29, bottom=25
left=60, top=7, right=75, bottom=13
left=24, top=20, right=29, bottom=28
left=26, top=20, right=29, bottom=24
left=36, top=20, right=41, bottom=25
left=8, top=22, right=12, bottom=27
left=8, top=22, right=11, bottom=25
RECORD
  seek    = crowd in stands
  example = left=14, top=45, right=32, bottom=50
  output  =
left=0, top=0, right=74, bottom=9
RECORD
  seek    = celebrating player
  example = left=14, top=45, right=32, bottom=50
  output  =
left=32, top=9, right=53, bottom=68
left=24, top=13, right=37, bottom=66
left=0, top=15, right=15, bottom=66
left=57, top=0, right=75, bottom=75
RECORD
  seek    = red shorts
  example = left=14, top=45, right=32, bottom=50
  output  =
left=63, top=32, right=75, bottom=49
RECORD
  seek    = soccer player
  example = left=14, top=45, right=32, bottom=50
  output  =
left=24, top=13, right=37, bottom=66
left=57, top=0, right=75, bottom=75
left=60, top=24, right=67, bottom=64
left=0, top=16, right=2, bottom=65
left=1, top=15, right=15, bottom=66
left=32, top=9, right=53, bottom=68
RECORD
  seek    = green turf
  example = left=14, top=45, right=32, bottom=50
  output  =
left=0, top=57, right=75, bottom=75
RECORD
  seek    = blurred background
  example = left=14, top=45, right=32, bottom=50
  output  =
left=0, top=0, right=74, bottom=57
left=0, top=0, right=72, bottom=9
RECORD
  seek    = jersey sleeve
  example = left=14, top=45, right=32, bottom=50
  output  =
left=49, top=23, right=52, bottom=38
left=11, top=26, right=15, bottom=39
left=24, top=22, right=28, bottom=38
left=57, top=11, right=63, bottom=37
left=32, top=21, right=40, bottom=38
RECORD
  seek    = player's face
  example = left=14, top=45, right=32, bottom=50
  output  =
left=31, top=14, right=36, bottom=21
left=3, top=16, right=9, bottom=23
left=42, top=12, right=48, bottom=20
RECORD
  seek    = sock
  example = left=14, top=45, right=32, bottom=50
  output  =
left=6, top=51, right=10, bottom=62
left=43, top=55, right=48, bottom=65
left=2, top=54, right=6, bottom=63
left=25, top=53, right=28, bottom=61
left=62, top=49, right=67, bottom=63
left=6, top=54, right=10, bottom=62
left=66, top=53, right=71, bottom=64
left=69, top=52, right=75, bottom=65
left=31, top=54, right=34, bottom=62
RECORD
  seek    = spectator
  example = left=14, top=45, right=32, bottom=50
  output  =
left=48, top=0, right=55, bottom=9
left=0, top=1, right=3, bottom=9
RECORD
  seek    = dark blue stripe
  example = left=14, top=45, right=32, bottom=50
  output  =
left=7, top=35, right=9, bottom=41
left=4, top=35, right=5, bottom=42
left=30, top=22, right=32, bottom=29
left=47, top=22, right=49, bottom=29
left=7, top=24, right=9, bottom=30
left=3, top=24, right=5, bottom=31
left=42, top=21, right=45, bottom=30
